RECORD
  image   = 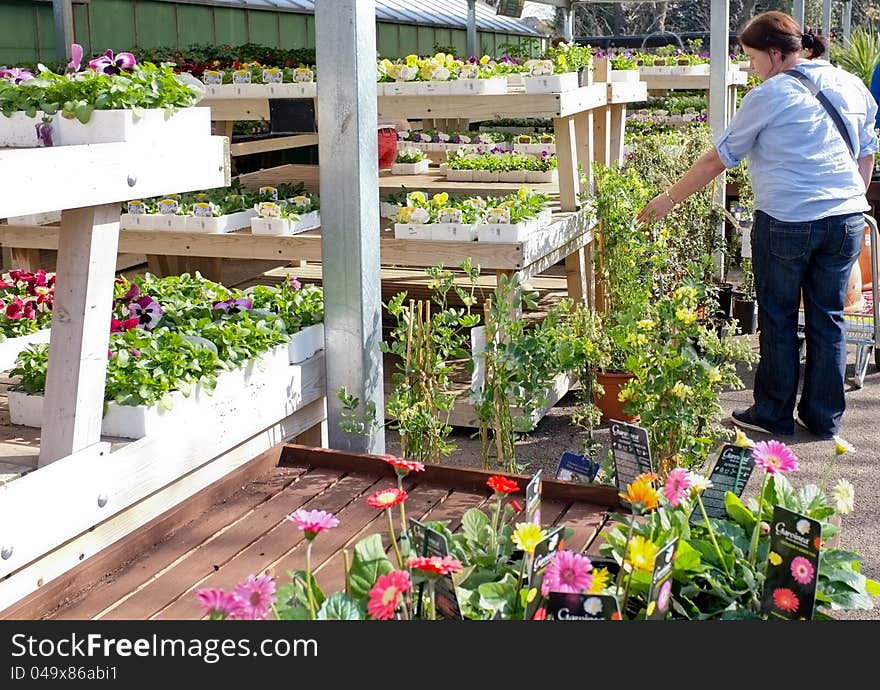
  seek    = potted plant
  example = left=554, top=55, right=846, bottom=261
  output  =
left=732, top=257, right=757, bottom=335
left=391, top=148, right=430, bottom=175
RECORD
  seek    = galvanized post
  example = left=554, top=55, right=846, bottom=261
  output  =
left=315, top=0, right=386, bottom=455
left=562, top=6, right=573, bottom=43
left=792, top=0, right=806, bottom=28
left=822, top=0, right=833, bottom=37
left=709, top=0, right=730, bottom=278
left=467, top=0, right=477, bottom=58
left=52, top=0, right=74, bottom=63
left=842, top=1, right=852, bottom=44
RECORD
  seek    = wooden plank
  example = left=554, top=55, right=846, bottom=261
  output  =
left=554, top=115, right=579, bottom=213
left=103, top=467, right=349, bottom=620
left=583, top=516, right=622, bottom=556
left=230, top=134, right=318, bottom=157
left=40, top=204, right=120, bottom=466
left=608, top=81, right=648, bottom=105
left=9, top=248, right=40, bottom=272
left=592, top=106, right=611, bottom=168
left=552, top=502, right=608, bottom=555
left=573, top=111, right=594, bottom=194
left=0, top=399, right=325, bottom=614
left=641, top=70, right=747, bottom=92
left=279, top=445, right=621, bottom=508
left=202, top=99, right=270, bottom=122
left=0, top=137, right=229, bottom=219
left=50, top=464, right=308, bottom=621
left=154, top=473, right=382, bottom=620
left=0, top=355, right=325, bottom=579
left=609, top=104, right=627, bottom=167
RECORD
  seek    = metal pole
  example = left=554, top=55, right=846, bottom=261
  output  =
left=709, top=0, right=730, bottom=277
left=843, top=1, right=852, bottom=43
left=822, top=0, right=833, bottom=36
left=315, top=0, right=386, bottom=455
left=467, top=0, right=477, bottom=58
left=792, top=0, right=806, bottom=28
left=52, top=0, right=74, bottom=63
left=562, top=7, right=573, bottom=42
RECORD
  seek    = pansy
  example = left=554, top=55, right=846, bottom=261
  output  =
left=89, top=48, right=137, bottom=75
left=66, top=43, right=83, bottom=73
left=128, top=296, right=164, bottom=330
left=0, top=68, right=34, bottom=85
left=110, top=317, right=139, bottom=333
left=213, top=297, right=253, bottom=315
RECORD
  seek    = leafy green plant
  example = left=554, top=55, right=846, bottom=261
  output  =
left=832, top=27, right=880, bottom=88
left=394, top=148, right=427, bottom=164
left=9, top=343, right=49, bottom=394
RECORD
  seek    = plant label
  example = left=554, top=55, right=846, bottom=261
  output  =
left=555, top=451, right=599, bottom=483
left=547, top=593, right=621, bottom=620
left=232, top=69, right=252, bottom=84
left=203, top=70, right=223, bottom=85
left=523, top=526, right=564, bottom=620
left=525, top=469, right=542, bottom=525
left=127, top=200, right=146, bottom=215
left=761, top=506, right=820, bottom=620
left=646, top=538, right=678, bottom=620
left=262, top=68, right=283, bottom=84
left=691, top=444, right=755, bottom=522
left=610, top=420, right=653, bottom=508
left=157, top=199, right=178, bottom=215
left=259, top=186, right=279, bottom=201
left=408, top=518, right=461, bottom=620
left=193, top=202, right=213, bottom=218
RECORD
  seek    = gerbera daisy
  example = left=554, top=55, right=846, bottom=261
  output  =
left=662, top=468, right=692, bottom=508
left=367, top=488, right=408, bottom=509
left=620, top=477, right=660, bottom=513
left=589, top=567, right=611, bottom=593
left=790, top=556, right=815, bottom=585
left=831, top=479, right=855, bottom=515
left=195, top=588, right=240, bottom=620
left=687, top=472, right=713, bottom=494
left=233, top=574, right=277, bottom=620
left=382, top=454, right=425, bottom=475
left=626, top=536, right=659, bottom=573
left=752, top=440, right=799, bottom=475
left=406, top=555, right=463, bottom=576
left=772, top=587, right=799, bottom=614
left=834, top=436, right=855, bottom=457
left=541, top=550, right=593, bottom=596
left=512, top=523, right=547, bottom=555
left=487, top=475, right=520, bottom=495
left=286, top=509, right=339, bottom=540
left=367, top=570, right=411, bottom=620
left=657, top=579, right=672, bottom=612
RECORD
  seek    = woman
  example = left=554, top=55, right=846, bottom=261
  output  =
left=637, top=11, right=877, bottom=439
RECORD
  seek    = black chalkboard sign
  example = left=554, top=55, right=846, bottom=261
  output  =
left=269, top=98, right=317, bottom=134
left=761, top=506, right=820, bottom=620
left=646, top=538, right=678, bottom=620
left=547, top=593, right=621, bottom=620
left=496, top=0, right=526, bottom=18
left=691, top=444, right=755, bottom=522
left=523, top=526, right=564, bottom=620
left=610, top=420, right=653, bottom=507
left=408, top=518, right=462, bottom=620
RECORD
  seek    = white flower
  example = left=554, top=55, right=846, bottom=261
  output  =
left=583, top=597, right=603, bottom=615
left=796, top=519, right=811, bottom=535
left=834, top=436, right=855, bottom=456
left=459, top=64, right=479, bottom=79
left=257, top=201, right=281, bottom=218
left=831, top=479, right=855, bottom=515
left=687, top=472, right=713, bottom=494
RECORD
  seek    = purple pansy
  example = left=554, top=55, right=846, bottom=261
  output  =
left=89, top=48, right=137, bottom=75
left=66, top=43, right=83, bottom=73
left=128, top=296, right=164, bottom=330
left=213, top=298, right=253, bottom=315
left=0, top=68, right=34, bottom=85
left=34, top=120, right=53, bottom=147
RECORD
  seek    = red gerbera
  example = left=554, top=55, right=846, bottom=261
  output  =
left=487, top=475, right=519, bottom=495
left=772, top=587, right=800, bottom=614
left=532, top=607, right=547, bottom=620
left=406, top=555, right=463, bottom=576
left=382, top=454, right=425, bottom=474
left=367, top=488, right=408, bottom=509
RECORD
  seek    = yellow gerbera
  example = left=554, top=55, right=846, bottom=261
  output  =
left=512, top=523, right=546, bottom=555
left=589, top=567, right=610, bottom=593
left=626, top=536, right=659, bottom=573
left=768, top=551, right=783, bottom=566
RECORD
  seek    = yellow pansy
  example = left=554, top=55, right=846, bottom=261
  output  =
left=431, top=192, right=449, bottom=206
left=407, top=191, right=427, bottom=205
left=626, top=536, right=659, bottom=572
left=734, top=428, right=755, bottom=448
left=434, top=52, right=447, bottom=63
left=671, top=381, right=691, bottom=399
left=512, top=523, right=546, bottom=555
left=556, top=54, right=567, bottom=68
left=405, top=54, right=419, bottom=67
left=480, top=55, right=491, bottom=64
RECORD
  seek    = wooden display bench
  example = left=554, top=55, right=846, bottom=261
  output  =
left=640, top=68, right=748, bottom=123
left=4, top=443, right=619, bottom=620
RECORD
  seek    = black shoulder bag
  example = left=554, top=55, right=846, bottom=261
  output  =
left=784, top=68, right=856, bottom=158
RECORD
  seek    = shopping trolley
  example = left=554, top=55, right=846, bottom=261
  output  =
left=797, top=213, right=879, bottom=388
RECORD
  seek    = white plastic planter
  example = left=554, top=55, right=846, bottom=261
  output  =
left=522, top=72, right=579, bottom=94
left=0, top=111, right=47, bottom=148
left=499, top=170, right=527, bottom=183
left=447, top=77, right=509, bottom=96
left=53, top=107, right=211, bottom=146
left=288, top=323, right=324, bottom=364
left=446, top=169, right=473, bottom=182
left=390, top=159, right=430, bottom=175
left=151, top=214, right=188, bottom=231
left=383, top=82, right=422, bottom=96
left=418, top=81, right=451, bottom=96
left=234, top=84, right=265, bottom=98
left=393, top=224, right=432, bottom=240
left=430, top=223, right=477, bottom=242
left=0, top=329, right=51, bottom=372
left=187, top=210, right=257, bottom=234
left=506, top=74, right=525, bottom=88
left=609, top=70, right=641, bottom=83
left=206, top=84, right=238, bottom=98
left=6, top=210, right=61, bottom=225
left=476, top=221, right=535, bottom=243
left=472, top=170, right=499, bottom=182
left=266, top=83, right=301, bottom=98
left=525, top=169, right=558, bottom=184
left=251, top=211, right=320, bottom=236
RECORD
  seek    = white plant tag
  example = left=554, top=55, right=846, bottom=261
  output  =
left=158, top=199, right=179, bottom=215
left=259, top=186, right=278, bottom=201
left=262, top=68, right=283, bottom=84
left=232, top=69, right=252, bottom=84
left=127, top=200, right=146, bottom=215
left=193, top=202, right=214, bottom=218
left=203, top=70, right=223, bottom=85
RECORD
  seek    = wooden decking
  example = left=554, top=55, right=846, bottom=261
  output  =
left=9, top=444, right=618, bottom=620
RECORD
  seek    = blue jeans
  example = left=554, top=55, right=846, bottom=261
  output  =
left=751, top=210, right=863, bottom=436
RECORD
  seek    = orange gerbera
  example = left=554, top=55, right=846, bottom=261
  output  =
left=619, top=477, right=660, bottom=513
left=487, top=475, right=520, bottom=495
left=367, top=488, right=408, bottom=509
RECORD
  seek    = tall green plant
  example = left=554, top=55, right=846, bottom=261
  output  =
left=832, top=27, right=880, bottom=88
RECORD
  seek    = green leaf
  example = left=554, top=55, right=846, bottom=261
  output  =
left=461, top=507, right=490, bottom=544
left=74, top=102, right=94, bottom=124
left=316, top=592, right=363, bottom=620
left=348, top=534, right=394, bottom=604
left=724, top=491, right=756, bottom=531
left=866, top=578, right=880, bottom=597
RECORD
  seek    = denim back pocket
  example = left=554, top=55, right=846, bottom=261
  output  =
left=838, top=214, right=865, bottom=259
left=768, top=218, right=811, bottom=260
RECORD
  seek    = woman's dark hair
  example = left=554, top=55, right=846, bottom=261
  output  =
left=739, top=11, right=828, bottom=60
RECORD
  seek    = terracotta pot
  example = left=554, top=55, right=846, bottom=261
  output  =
left=592, top=370, right=637, bottom=423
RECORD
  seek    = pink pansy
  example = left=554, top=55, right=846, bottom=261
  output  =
left=232, top=574, right=276, bottom=620
left=753, top=440, right=799, bottom=475
left=89, top=48, right=137, bottom=75
left=663, top=468, right=692, bottom=508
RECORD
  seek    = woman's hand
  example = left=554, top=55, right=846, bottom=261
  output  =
left=636, top=191, right=676, bottom=225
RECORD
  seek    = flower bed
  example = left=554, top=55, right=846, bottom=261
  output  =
left=0, top=269, right=54, bottom=371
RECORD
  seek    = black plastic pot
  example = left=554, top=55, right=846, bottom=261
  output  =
left=715, top=283, right=734, bottom=321
left=732, top=297, right=758, bottom=334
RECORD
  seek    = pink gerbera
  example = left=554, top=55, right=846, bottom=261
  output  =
left=541, top=550, right=593, bottom=596
left=367, top=488, right=408, bottom=509
left=287, top=508, right=339, bottom=540
left=662, top=468, right=692, bottom=508
left=406, top=555, right=463, bottom=576
left=367, top=570, right=412, bottom=620
left=233, top=574, right=277, bottom=620
left=752, top=440, right=799, bottom=475
left=195, top=588, right=240, bottom=620
left=772, top=587, right=800, bottom=613
left=790, top=556, right=815, bottom=585
left=382, top=454, right=425, bottom=475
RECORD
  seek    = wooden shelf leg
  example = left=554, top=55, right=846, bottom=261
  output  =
left=39, top=204, right=121, bottom=467
left=9, top=247, right=41, bottom=272
left=592, top=105, right=611, bottom=169
left=609, top=104, right=627, bottom=167
left=573, top=111, right=594, bottom=196
left=554, top=115, right=579, bottom=212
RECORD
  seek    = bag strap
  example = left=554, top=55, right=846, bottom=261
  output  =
left=785, top=68, right=856, bottom=158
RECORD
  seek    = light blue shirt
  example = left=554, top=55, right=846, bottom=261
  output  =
left=716, top=60, right=878, bottom=222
